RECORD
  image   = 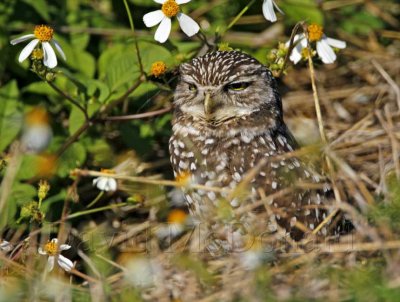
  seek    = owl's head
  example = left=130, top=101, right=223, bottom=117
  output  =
left=174, top=51, right=282, bottom=128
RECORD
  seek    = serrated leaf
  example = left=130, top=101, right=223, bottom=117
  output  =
left=0, top=80, right=23, bottom=152
left=98, top=42, right=172, bottom=93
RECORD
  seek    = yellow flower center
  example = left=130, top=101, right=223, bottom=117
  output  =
left=301, top=48, right=312, bottom=59
left=167, top=209, right=187, bottom=224
left=34, top=25, right=54, bottom=42
left=307, top=24, right=324, bottom=42
left=44, top=240, right=58, bottom=256
left=31, top=49, right=44, bottom=60
left=162, top=0, right=180, bottom=18
left=150, top=61, right=167, bottom=77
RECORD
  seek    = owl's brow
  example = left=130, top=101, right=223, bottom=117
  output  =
left=180, top=75, right=197, bottom=84
left=226, top=75, right=260, bottom=84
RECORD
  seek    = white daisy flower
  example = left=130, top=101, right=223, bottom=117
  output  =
left=21, top=108, right=52, bottom=154
left=0, top=240, right=13, bottom=252
left=38, top=238, right=74, bottom=272
left=10, top=25, right=66, bottom=68
left=93, top=169, right=118, bottom=192
left=262, top=0, right=284, bottom=22
left=286, top=24, right=346, bottom=64
left=156, top=209, right=188, bottom=240
left=143, top=0, right=200, bottom=43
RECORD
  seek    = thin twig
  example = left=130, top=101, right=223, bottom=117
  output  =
left=224, top=0, right=257, bottom=34
left=56, top=120, right=92, bottom=157
left=100, top=77, right=144, bottom=115
left=74, top=169, right=230, bottom=193
left=277, top=22, right=303, bottom=78
left=102, top=106, right=171, bottom=121
left=123, top=0, right=144, bottom=76
left=47, top=81, right=89, bottom=120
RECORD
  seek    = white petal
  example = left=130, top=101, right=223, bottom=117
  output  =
left=51, top=238, right=59, bottom=244
left=10, top=34, right=35, bottom=45
left=153, top=0, right=165, bottom=3
left=262, top=0, right=277, bottom=22
left=176, top=0, right=191, bottom=4
left=177, top=13, right=200, bottom=37
left=18, top=39, right=39, bottom=63
left=47, top=256, right=55, bottom=272
left=326, top=37, right=346, bottom=49
left=58, top=255, right=74, bottom=272
left=96, top=177, right=109, bottom=191
left=38, top=247, right=47, bottom=255
left=60, top=244, right=71, bottom=251
left=289, top=42, right=304, bottom=64
left=317, top=39, right=336, bottom=64
left=143, top=10, right=165, bottom=27
left=285, top=34, right=302, bottom=48
left=93, top=177, right=99, bottom=185
left=155, top=17, right=172, bottom=43
left=109, top=178, right=118, bottom=191
left=42, top=42, right=58, bottom=68
left=51, top=39, right=66, bottom=60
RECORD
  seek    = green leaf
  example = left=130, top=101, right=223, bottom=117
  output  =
left=341, top=11, right=384, bottom=35
left=22, top=0, right=50, bottom=21
left=98, top=41, right=172, bottom=93
left=22, top=82, right=59, bottom=97
left=128, top=0, right=157, bottom=7
left=137, top=41, right=173, bottom=71
left=53, top=36, right=96, bottom=78
left=16, top=154, right=40, bottom=180
left=280, top=0, right=324, bottom=25
left=68, top=106, right=86, bottom=135
left=57, top=142, right=86, bottom=178
left=0, top=80, right=23, bottom=152
left=0, top=182, right=37, bottom=229
left=99, top=45, right=141, bottom=92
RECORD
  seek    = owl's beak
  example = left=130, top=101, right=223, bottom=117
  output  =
left=204, top=93, right=215, bottom=116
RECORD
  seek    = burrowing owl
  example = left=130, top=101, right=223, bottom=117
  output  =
left=169, top=51, right=333, bottom=240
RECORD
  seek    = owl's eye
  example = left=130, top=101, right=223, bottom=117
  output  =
left=226, top=82, right=250, bottom=91
left=188, top=83, right=197, bottom=92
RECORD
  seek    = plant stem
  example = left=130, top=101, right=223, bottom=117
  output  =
left=303, top=23, right=342, bottom=204
left=67, top=202, right=128, bottom=219
left=47, top=81, right=89, bottom=121
left=100, top=77, right=144, bottom=115
left=86, top=191, right=104, bottom=208
left=101, top=106, right=171, bottom=121
left=278, top=22, right=303, bottom=78
left=225, top=0, right=257, bottom=33
left=56, top=120, right=91, bottom=157
left=123, top=0, right=144, bottom=76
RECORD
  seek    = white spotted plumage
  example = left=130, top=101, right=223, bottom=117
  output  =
left=170, top=51, right=338, bottom=240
